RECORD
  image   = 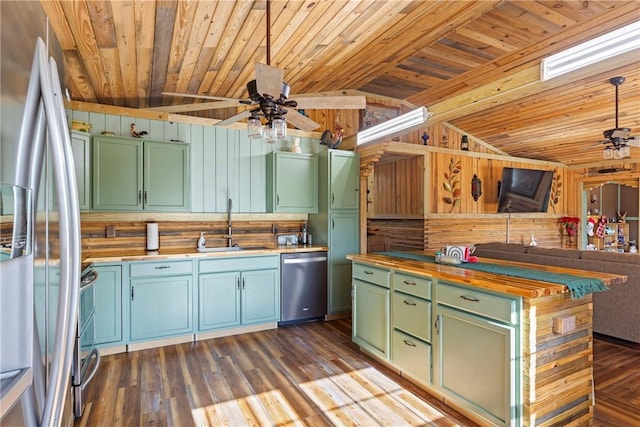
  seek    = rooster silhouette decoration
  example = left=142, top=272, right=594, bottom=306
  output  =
left=320, top=124, right=344, bottom=149
left=130, top=123, right=148, bottom=138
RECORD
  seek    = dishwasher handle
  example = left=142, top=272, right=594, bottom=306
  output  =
left=282, top=256, right=327, bottom=264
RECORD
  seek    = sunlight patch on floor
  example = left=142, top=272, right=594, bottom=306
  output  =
left=192, top=389, right=304, bottom=427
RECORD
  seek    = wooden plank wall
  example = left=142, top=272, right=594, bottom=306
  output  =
left=81, top=219, right=306, bottom=254
left=522, top=293, right=594, bottom=426
left=424, top=217, right=575, bottom=250
left=372, top=157, right=424, bottom=217
left=366, top=219, right=424, bottom=253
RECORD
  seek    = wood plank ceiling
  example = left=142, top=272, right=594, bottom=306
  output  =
left=42, top=0, right=640, bottom=167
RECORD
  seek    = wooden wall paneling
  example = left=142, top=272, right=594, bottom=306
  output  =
left=366, top=219, right=425, bottom=253
left=189, top=124, right=205, bottom=212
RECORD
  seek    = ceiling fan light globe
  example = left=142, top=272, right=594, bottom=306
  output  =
left=272, top=117, right=287, bottom=140
left=603, top=147, right=613, bottom=159
left=613, top=147, right=624, bottom=159
left=622, top=146, right=630, bottom=157
left=247, top=117, right=263, bottom=139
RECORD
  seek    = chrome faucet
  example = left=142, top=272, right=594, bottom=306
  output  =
left=226, top=198, right=233, bottom=247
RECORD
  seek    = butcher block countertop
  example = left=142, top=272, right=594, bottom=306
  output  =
left=347, top=252, right=627, bottom=299
left=83, top=245, right=328, bottom=265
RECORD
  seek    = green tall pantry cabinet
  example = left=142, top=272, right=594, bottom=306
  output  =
left=309, top=149, right=360, bottom=315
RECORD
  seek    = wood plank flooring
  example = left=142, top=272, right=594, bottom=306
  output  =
left=76, top=320, right=640, bottom=427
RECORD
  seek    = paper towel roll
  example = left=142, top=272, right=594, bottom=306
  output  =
left=147, top=222, right=159, bottom=251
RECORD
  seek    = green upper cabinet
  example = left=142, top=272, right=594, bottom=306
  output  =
left=143, top=140, right=190, bottom=211
left=329, top=150, right=359, bottom=210
left=266, top=151, right=318, bottom=213
left=70, top=131, right=91, bottom=211
left=92, top=136, right=190, bottom=212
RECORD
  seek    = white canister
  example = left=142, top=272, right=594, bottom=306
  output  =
left=146, top=222, right=159, bottom=251
left=290, top=137, right=302, bottom=153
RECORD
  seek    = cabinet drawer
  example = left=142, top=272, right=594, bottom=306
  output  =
left=392, top=329, right=431, bottom=384
left=199, top=255, right=279, bottom=274
left=437, top=282, right=517, bottom=324
left=393, top=272, right=432, bottom=299
left=130, top=260, right=192, bottom=278
left=353, top=263, right=390, bottom=288
left=392, top=292, right=431, bottom=342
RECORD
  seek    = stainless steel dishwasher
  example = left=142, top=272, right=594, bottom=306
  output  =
left=280, top=251, right=328, bottom=325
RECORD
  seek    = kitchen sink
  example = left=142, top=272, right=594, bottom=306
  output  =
left=197, top=246, right=244, bottom=253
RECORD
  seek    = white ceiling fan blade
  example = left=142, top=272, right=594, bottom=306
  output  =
left=150, top=100, right=245, bottom=113
left=291, top=95, right=366, bottom=110
left=627, top=137, right=640, bottom=147
left=285, top=110, right=321, bottom=131
left=216, top=110, right=253, bottom=127
left=255, top=63, right=284, bottom=99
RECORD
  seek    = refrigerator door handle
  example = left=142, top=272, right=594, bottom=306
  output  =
left=35, top=39, right=82, bottom=427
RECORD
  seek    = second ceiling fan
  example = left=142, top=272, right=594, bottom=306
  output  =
left=161, top=1, right=366, bottom=132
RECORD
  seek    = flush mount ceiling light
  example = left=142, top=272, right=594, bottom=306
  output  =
left=357, top=107, right=431, bottom=145
left=541, top=20, right=640, bottom=81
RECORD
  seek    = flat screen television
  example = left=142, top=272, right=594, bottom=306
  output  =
left=497, top=167, right=554, bottom=213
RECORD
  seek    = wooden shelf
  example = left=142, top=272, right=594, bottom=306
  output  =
left=588, top=216, right=630, bottom=252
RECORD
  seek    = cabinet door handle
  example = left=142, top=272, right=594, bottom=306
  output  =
left=144, top=190, right=148, bottom=204
left=331, top=193, right=335, bottom=204
left=403, top=280, right=416, bottom=286
left=403, top=300, right=416, bottom=306
left=131, top=286, right=135, bottom=301
left=460, top=295, right=480, bottom=302
left=237, top=277, right=240, bottom=290
left=363, top=270, right=374, bottom=275
left=403, top=339, right=416, bottom=347
left=138, top=190, right=142, bottom=203
left=154, top=265, right=170, bottom=270
left=435, top=315, right=440, bottom=335
left=242, top=277, right=245, bottom=290
left=332, top=219, right=335, bottom=229
left=276, top=194, right=280, bottom=205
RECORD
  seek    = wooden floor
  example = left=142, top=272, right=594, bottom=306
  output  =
left=76, top=320, right=640, bottom=427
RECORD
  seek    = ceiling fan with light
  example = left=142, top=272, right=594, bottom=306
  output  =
left=597, top=76, right=639, bottom=159
left=161, top=0, right=366, bottom=141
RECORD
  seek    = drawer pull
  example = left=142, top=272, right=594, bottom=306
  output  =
left=363, top=270, right=374, bottom=275
left=403, top=280, right=416, bottom=286
left=403, top=300, right=417, bottom=306
left=460, top=295, right=480, bottom=302
left=154, top=265, right=171, bottom=270
left=403, top=339, right=416, bottom=347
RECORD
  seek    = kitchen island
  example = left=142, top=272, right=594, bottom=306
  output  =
left=347, top=252, right=626, bottom=427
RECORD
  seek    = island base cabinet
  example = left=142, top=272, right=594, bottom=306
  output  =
left=436, top=306, right=516, bottom=427
left=352, top=279, right=389, bottom=359
left=392, top=329, right=431, bottom=384
left=130, top=276, right=192, bottom=341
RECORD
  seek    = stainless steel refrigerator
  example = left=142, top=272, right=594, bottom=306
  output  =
left=0, top=37, right=81, bottom=426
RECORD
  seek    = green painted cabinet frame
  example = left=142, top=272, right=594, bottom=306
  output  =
left=70, top=130, right=91, bottom=211
left=92, top=136, right=190, bottom=211
left=266, top=151, right=318, bottom=213
left=91, top=264, right=123, bottom=347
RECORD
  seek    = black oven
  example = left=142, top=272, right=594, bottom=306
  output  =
left=73, top=269, right=100, bottom=418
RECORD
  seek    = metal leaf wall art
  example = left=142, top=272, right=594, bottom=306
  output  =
left=443, top=158, right=462, bottom=213
left=549, top=169, right=561, bottom=213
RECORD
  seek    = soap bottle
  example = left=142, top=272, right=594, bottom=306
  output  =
left=301, top=223, right=308, bottom=245
left=197, top=232, right=206, bottom=249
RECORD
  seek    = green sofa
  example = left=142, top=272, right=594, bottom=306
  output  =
left=473, top=242, right=640, bottom=343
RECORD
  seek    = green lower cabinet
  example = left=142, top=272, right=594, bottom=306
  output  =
left=92, top=264, right=123, bottom=346
left=198, top=268, right=279, bottom=332
left=392, top=329, right=431, bottom=384
left=241, top=269, right=279, bottom=325
left=352, top=279, right=389, bottom=359
left=328, top=212, right=359, bottom=313
left=199, top=272, right=241, bottom=330
left=130, top=275, right=193, bottom=341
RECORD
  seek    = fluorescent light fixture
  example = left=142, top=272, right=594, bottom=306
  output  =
left=541, top=20, right=640, bottom=81
left=357, top=106, right=431, bottom=145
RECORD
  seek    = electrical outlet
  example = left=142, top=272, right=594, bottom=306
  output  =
left=553, top=315, right=576, bottom=334
left=272, top=224, right=279, bottom=234
left=105, top=225, right=116, bottom=238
